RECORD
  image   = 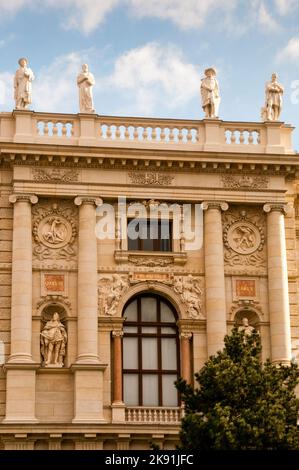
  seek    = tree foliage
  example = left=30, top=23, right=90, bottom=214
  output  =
left=176, top=328, right=299, bottom=450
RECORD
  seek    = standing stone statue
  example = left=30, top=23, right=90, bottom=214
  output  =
left=14, top=57, right=35, bottom=110
left=238, top=317, right=255, bottom=337
left=261, top=72, right=284, bottom=121
left=77, top=64, right=95, bottom=113
left=40, top=312, right=67, bottom=367
left=200, top=67, right=220, bottom=118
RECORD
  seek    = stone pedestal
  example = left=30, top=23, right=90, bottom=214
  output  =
left=264, top=203, right=291, bottom=364
left=202, top=201, right=228, bottom=357
left=3, top=365, right=39, bottom=423
left=72, top=365, right=106, bottom=423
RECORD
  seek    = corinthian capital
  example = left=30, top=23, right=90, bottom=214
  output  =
left=201, top=201, right=229, bottom=212
left=74, top=196, right=103, bottom=207
left=9, top=193, right=38, bottom=205
left=263, top=203, right=288, bottom=215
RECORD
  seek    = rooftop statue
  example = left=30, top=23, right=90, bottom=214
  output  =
left=77, top=63, right=95, bottom=114
left=200, top=67, right=220, bottom=118
left=261, top=72, right=284, bottom=121
left=14, top=57, right=35, bottom=110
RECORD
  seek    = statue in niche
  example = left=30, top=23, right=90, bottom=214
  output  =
left=200, top=67, right=220, bottom=118
left=261, top=72, right=284, bottom=121
left=77, top=64, right=95, bottom=113
left=40, top=312, right=67, bottom=367
left=238, top=317, right=255, bottom=337
left=14, top=57, right=35, bottom=110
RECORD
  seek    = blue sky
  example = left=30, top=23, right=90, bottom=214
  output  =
left=1, top=0, right=299, bottom=148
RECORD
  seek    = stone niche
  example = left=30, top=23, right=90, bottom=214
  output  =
left=40, top=305, right=68, bottom=368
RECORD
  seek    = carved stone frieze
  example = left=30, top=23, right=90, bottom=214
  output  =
left=128, top=255, right=174, bottom=267
left=128, top=171, right=174, bottom=186
left=223, top=209, right=266, bottom=270
left=33, top=168, right=79, bottom=183
left=98, top=274, right=130, bottom=316
left=98, top=272, right=204, bottom=319
left=32, top=201, right=77, bottom=263
left=221, top=175, right=269, bottom=190
left=173, top=274, right=204, bottom=319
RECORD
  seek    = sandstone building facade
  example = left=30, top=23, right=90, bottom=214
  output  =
left=0, top=111, right=298, bottom=449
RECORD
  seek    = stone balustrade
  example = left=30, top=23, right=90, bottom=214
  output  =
left=125, top=406, right=184, bottom=424
left=0, top=111, right=294, bottom=154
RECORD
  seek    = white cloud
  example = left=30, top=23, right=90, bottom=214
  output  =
left=33, top=51, right=91, bottom=112
left=45, top=0, right=120, bottom=34
left=258, top=2, right=280, bottom=31
left=0, top=72, right=14, bottom=107
left=275, top=0, right=298, bottom=15
left=108, top=42, right=200, bottom=114
left=276, top=37, right=299, bottom=62
left=128, top=0, right=237, bottom=30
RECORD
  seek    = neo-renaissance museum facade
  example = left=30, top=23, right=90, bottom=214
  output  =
left=0, top=110, right=298, bottom=450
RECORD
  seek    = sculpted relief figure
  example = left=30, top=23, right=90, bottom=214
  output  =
left=262, top=73, right=284, bottom=121
left=200, top=67, right=220, bottom=118
left=43, top=217, right=67, bottom=244
left=14, top=57, right=35, bottom=110
left=233, top=225, right=256, bottom=251
left=174, top=275, right=202, bottom=319
left=77, top=64, right=95, bottom=113
left=40, top=312, right=67, bottom=367
left=99, top=275, right=130, bottom=316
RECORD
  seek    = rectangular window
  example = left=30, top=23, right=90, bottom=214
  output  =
left=127, top=219, right=172, bottom=252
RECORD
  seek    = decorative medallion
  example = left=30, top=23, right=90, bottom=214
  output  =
left=223, top=209, right=266, bottom=271
left=225, top=221, right=263, bottom=255
left=221, top=175, right=269, bottom=190
left=37, top=216, right=71, bottom=248
left=33, top=201, right=77, bottom=262
left=33, top=168, right=79, bottom=183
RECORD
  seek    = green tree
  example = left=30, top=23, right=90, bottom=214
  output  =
left=176, top=328, right=299, bottom=450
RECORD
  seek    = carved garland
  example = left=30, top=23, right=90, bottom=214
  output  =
left=128, top=171, right=174, bottom=186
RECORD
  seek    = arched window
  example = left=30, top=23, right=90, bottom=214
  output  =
left=123, top=294, right=179, bottom=407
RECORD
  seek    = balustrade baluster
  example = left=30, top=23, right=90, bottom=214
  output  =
left=186, top=129, right=193, bottom=142
left=152, top=127, right=157, bottom=141
left=44, top=123, right=49, bottom=136
left=248, top=131, right=254, bottom=144
left=107, top=126, right=112, bottom=139
left=115, top=126, right=121, bottom=139
left=62, top=123, right=67, bottom=136
left=142, top=128, right=148, bottom=141
left=53, top=122, right=58, bottom=136
left=133, top=127, right=139, bottom=140
left=124, top=127, right=130, bottom=139
left=239, top=130, right=245, bottom=144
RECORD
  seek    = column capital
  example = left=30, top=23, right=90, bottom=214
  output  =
left=112, top=330, right=124, bottom=338
left=263, top=203, right=288, bottom=215
left=9, top=194, right=38, bottom=205
left=201, top=201, right=229, bottom=212
left=74, top=196, right=103, bottom=207
left=180, top=331, right=192, bottom=340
